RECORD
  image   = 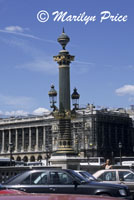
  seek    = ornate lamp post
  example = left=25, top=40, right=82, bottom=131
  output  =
left=49, top=29, right=80, bottom=157
left=48, top=84, right=57, bottom=111
left=119, top=142, right=122, bottom=166
left=71, top=88, right=80, bottom=110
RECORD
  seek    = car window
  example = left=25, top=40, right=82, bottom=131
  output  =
left=99, top=171, right=116, bottom=181
left=31, top=172, right=48, bottom=185
left=49, top=171, right=73, bottom=185
left=21, top=175, right=31, bottom=185
left=119, top=171, right=134, bottom=182
left=21, top=172, right=48, bottom=185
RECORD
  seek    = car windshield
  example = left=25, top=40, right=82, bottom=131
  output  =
left=80, top=171, right=97, bottom=181
left=67, top=170, right=89, bottom=183
left=4, top=173, right=22, bottom=184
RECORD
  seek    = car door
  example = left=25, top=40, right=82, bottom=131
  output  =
left=97, top=170, right=117, bottom=184
left=15, top=171, right=50, bottom=193
left=118, top=170, right=134, bottom=194
left=48, top=171, right=94, bottom=195
left=48, top=171, right=77, bottom=194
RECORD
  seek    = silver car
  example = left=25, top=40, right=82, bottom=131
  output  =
left=93, top=169, right=134, bottom=195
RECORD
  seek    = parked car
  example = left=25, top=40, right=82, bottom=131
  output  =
left=3, top=169, right=131, bottom=199
left=0, top=189, right=26, bottom=195
left=0, top=193, right=129, bottom=200
left=93, top=169, right=134, bottom=195
left=75, top=170, right=97, bottom=181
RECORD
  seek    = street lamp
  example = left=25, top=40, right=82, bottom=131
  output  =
left=71, top=88, right=80, bottom=110
left=9, top=143, right=13, bottom=166
left=119, top=142, right=122, bottom=166
left=48, top=84, right=57, bottom=111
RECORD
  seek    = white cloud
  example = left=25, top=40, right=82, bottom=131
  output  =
left=74, top=60, right=95, bottom=66
left=5, top=110, right=28, bottom=116
left=0, top=110, right=3, bottom=115
left=33, top=107, right=50, bottom=115
left=115, top=85, right=134, bottom=96
left=0, top=26, right=56, bottom=43
left=16, top=58, right=58, bottom=74
left=5, top=26, right=24, bottom=33
left=128, top=97, right=134, bottom=102
left=0, top=94, right=35, bottom=109
left=0, top=28, right=41, bottom=40
left=0, top=34, right=57, bottom=74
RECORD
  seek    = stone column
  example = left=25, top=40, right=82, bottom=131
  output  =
left=28, top=127, right=32, bottom=152
left=8, top=129, right=11, bottom=152
left=1, top=130, right=5, bottom=153
left=15, top=129, right=18, bottom=152
left=42, top=126, right=46, bottom=151
left=35, top=127, right=39, bottom=151
left=21, top=128, right=24, bottom=152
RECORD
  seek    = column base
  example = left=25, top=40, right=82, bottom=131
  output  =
left=50, top=154, right=81, bottom=169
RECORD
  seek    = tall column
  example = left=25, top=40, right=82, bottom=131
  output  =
left=8, top=129, right=11, bottom=152
left=35, top=127, right=39, bottom=151
left=15, top=129, right=18, bottom=152
left=53, top=29, right=75, bottom=155
left=28, top=127, right=32, bottom=152
left=1, top=130, right=5, bottom=153
left=42, top=126, right=46, bottom=151
left=21, top=128, right=24, bottom=152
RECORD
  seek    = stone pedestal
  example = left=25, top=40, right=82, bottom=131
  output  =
left=50, top=155, right=84, bottom=169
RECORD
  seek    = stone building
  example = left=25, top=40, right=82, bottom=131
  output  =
left=0, top=104, right=133, bottom=162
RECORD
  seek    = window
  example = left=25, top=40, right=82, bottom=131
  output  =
left=99, top=171, right=116, bottom=181
left=31, top=172, right=48, bottom=185
left=119, top=171, right=134, bottom=182
left=21, top=175, right=31, bottom=185
left=49, top=171, right=73, bottom=185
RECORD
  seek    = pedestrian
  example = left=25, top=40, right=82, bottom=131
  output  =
left=103, top=159, right=112, bottom=169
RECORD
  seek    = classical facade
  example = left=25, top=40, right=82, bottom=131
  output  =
left=0, top=114, right=58, bottom=162
left=0, top=104, right=134, bottom=162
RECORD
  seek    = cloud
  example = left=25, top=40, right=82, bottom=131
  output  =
left=115, top=85, right=134, bottom=96
left=0, top=110, right=3, bottom=115
left=5, top=110, right=28, bottom=116
left=0, top=94, right=35, bottom=109
left=0, top=36, right=57, bottom=74
left=0, top=28, right=41, bottom=40
left=16, top=57, right=58, bottom=74
left=0, top=108, right=51, bottom=117
left=33, top=107, right=50, bottom=115
left=74, top=60, right=95, bottom=66
left=5, top=26, right=25, bottom=33
left=0, top=26, right=56, bottom=43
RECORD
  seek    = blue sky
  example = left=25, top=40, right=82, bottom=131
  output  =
left=0, top=0, right=134, bottom=116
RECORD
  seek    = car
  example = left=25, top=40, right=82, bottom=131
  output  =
left=93, top=169, right=134, bottom=195
left=2, top=169, right=131, bottom=199
left=0, top=189, right=26, bottom=195
left=75, top=170, right=98, bottom=181
left=0, top=193, right=129, bottom=200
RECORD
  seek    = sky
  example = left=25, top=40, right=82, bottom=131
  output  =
left=0, top=0, right=134, bottom=116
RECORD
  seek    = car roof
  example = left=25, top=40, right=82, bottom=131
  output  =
left=93, top=169, right=133, bottom=176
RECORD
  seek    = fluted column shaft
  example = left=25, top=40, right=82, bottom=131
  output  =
left=29, top=127, right=32, bottom=151
left=36, top=127, right=39, bottom=151
left=1, top=130, right=5, bottom=153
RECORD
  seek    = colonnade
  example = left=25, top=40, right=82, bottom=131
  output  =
left=0, top=126, right=48, bottom=154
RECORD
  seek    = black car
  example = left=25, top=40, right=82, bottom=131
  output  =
left=3, top=169, right=131, bottom=199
